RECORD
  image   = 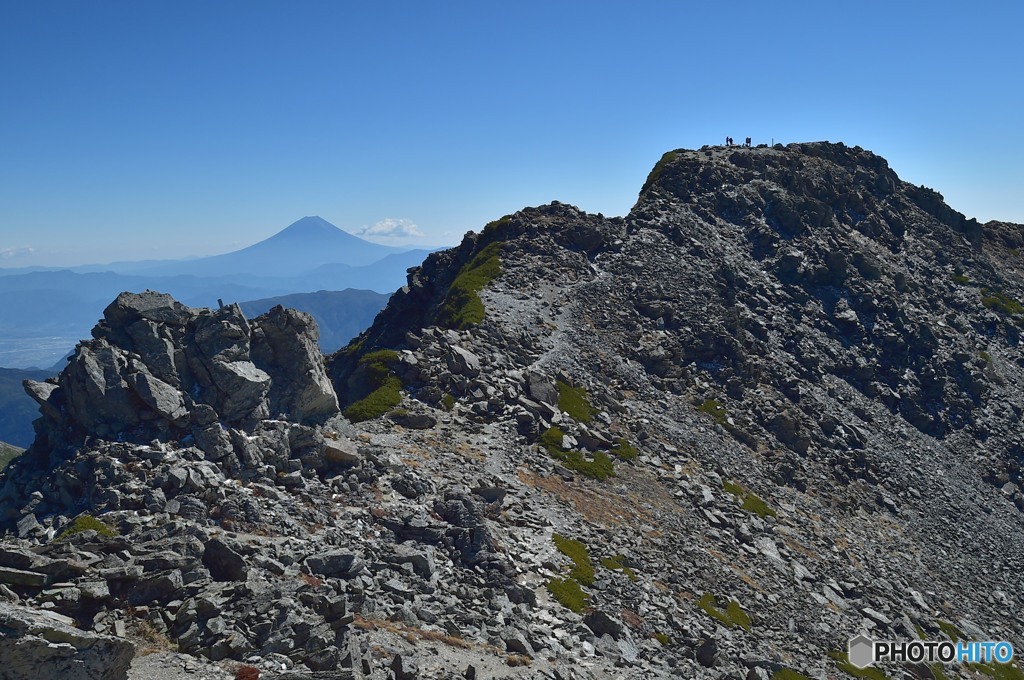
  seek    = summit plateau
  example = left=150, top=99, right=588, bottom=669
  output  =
left=1, top=142, right=1023, bottom=680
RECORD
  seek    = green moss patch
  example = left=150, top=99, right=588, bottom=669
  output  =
left=654, top=632, right=669, bottom=645
left=540, top=427, right=614, bottom=480
left=481, top=215, right=512, bottom=237
left=546, top=577, right=588, bottom=612
left=441, top=241, right=503, bottom=329
left=553, top=534, right=594, bottom=585
left=561, top=450, right=615, bottom=480
left=723, top=480, right=777, bottom=518
left=641, top=150, right=680, bottom=194
left=612, top=438, right=638, bottom=461
left=345, top=376, right=402, bottom=423
left=556, top=380, right=593, bottom=424
left=981, top=288, right=1024, bottom=317
left=698, top=398, right=730, bottom=427
left=697, top=593, right=751, bottom=631
left=828, top=651, right=888, bottom=679
left=937, top=619, right=963, bottom=643
left=344, top=350, right=403, bottom=422
left=952, top=273, right=971, bottom=285
left=547, top=534, right=596, bottom=613
left=441, top=393, right=455, bottom=411
left=600, top=554, right=638, bottom=581
left=771, top=670, right=811, bottom=680
left=58, top=514, right=116, bottom=540
left=540, top=426, right=566, bottom=454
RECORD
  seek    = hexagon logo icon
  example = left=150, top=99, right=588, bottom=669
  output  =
left=848, top=633, right=875, bottom=669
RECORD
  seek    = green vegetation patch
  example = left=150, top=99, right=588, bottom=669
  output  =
left=441, top=241, right=504, bottom=329
left=641, top=150, right=680, bottom=194
left=952, top=273, right=972, bottom=285
left=540, top=426, right=566, bottom=454
left=546, top=577, right=588, bottom=613
left=612, top=438, right=638, bottom=461
left=58, top=514, right=116, bottom=540
left=344, top=350, right=403, bottom=423
left=654, top=632, right=669, bottom=646
left=556, top=380, right=593, bottom=424
left=600, top=554, right=638, bottom=581
left=540, top=427, right=615, bottom=480
left=697, top=593, right=751, bottom=631
left=345, top=377, right=402, bottom=423
left=828, top=651, right=888, bottom=679
left=698, top=398, right=730, bottom=427
left=547, top=533, right=597, bottom=613
left=441, top=393, right=455, bottom=411
left=481, top=214, right=512, bottom=237
left=561, top=450, right=615, bottom=480
left=722, top=479, right=777, bottom=518
left=771, top=670, right=811, bottom=680
left=981, top=288, right=1024, bottom=316
left=937, top=619, right=963, bottom=643
left=553, top=533, right=594, bottom=585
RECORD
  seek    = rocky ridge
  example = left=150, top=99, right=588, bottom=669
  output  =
left=2, top=142, right=1024, bottom=680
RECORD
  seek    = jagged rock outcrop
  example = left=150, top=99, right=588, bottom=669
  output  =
left=24, top=291, right=338, bottom=450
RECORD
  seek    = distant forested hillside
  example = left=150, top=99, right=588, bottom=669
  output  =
left=239, top=289, right=389, bottom=352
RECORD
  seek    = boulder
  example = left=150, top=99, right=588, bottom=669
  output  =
left=0, top=602, right=135, bottom=680
left=202, top=538, right=248, bottom=582
left=305, top=551, right=367, bottom=579
left=251, top=306, right=340, bottom=424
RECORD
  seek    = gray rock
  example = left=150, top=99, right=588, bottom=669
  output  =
left=0, top=602, right=135, bottom=680
left=202, top=538, right=248, bottom=582
left=250, top=305, right=340, bottom=424
left=305, top=551, right=367, bottom=579
left=584, top=609, right=624, bottom=640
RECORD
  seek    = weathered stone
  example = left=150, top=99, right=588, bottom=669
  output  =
left=250, top=305, right=340, bottom=424
left=0, top=566, right=47, bottom=588
left=202, top=538, right=248, bottom=582
left=0, top=602, right=135, bottom=680
left=305, top=551, right=366, bottom=579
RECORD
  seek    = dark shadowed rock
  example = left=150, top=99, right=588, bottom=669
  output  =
left=305, top=550, right=367, bottom=579
left=202, top=537, right=248, bottom=582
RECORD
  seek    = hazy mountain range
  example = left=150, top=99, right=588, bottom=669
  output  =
left=0, top=217, right=427, bottom=369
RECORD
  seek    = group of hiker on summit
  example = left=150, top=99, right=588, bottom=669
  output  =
left=726, top=136, right=752, bottom=147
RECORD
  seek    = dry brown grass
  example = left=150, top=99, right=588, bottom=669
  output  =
left=506, top=654, right=533, bottom=666
left=354, top=615, right=473, bottom=649
left=298, top=572, right=323, bottom=588
left=621, top=608, right=644, bottom=629
left=518, top=469, right=631, bottom=526
left=130, top=618, right=177, bottom=656
left=702, top=547, right=764, bottom=592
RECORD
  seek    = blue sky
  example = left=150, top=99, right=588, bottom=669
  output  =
left=2, top=1, right=1022, bottom=266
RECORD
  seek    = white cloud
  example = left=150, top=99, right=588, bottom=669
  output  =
left=0, top=246, right=35, bottom=259
left=356, top=218, right=424, bottom=240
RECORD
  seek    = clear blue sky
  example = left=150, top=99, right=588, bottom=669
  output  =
left=2, top=1, right=1022, bottom=267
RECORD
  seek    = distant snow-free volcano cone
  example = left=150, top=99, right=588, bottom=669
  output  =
left=144, top=216, right=404, bottom=277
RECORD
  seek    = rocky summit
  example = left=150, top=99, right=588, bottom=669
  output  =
left=2, top=142, right=1024, bottom=680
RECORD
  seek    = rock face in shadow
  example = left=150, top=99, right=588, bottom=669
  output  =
left=23, top=292, right=339, bottom=449
left=0, top=602, right=136, bottom=680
